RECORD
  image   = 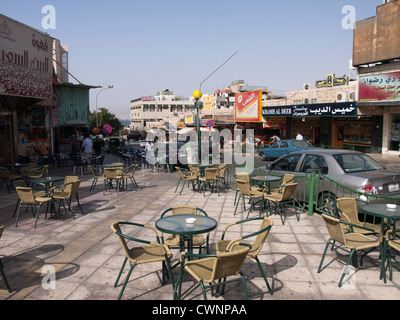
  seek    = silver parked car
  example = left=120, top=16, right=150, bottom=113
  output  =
left=266, top=149, right=400, bottom=209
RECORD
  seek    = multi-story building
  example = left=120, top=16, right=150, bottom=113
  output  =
left=262, top=77, right=360, bottom=149
left=130, top=90, right=196, bottom=131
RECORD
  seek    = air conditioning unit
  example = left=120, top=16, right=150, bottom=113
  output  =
left=337, top=92, right=348, bottom=102
left=303, top=83, right=312, bottom=91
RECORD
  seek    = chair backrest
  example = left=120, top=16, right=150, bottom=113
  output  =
left=211, top=245, right=250, bottom=282
left=205, top=168, right=218, bottom=180
left=175, top=167, right=185, bottom=179
left=16, top=187, right=35, bottom=205
left=217, top=164, right=227, bottom=178
left=235, top=172, right=250, bottom=183
left=336, top=198, right=360, bottom=225
left=321, top=214, right=347, bottom=246
left=111, top=222, right=131, bottom=257
left=236, top=179, right=251, bottom=196
left=189, top=165, right=200, bottom=176
left=14, top=180, right=27, bottom=188
left=64, top=176, right=79, bottom=184
left=70, top=181, right=81, bottom=197
left=104, top=168, right=120, bottom=179
left=161, top=206, right=208, bottom=217
left=280, top=183, right=297, bottom=201
left=250, top=218, right=274, bottom=256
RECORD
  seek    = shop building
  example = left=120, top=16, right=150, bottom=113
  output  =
left=354, top=0, right=400, bottom=154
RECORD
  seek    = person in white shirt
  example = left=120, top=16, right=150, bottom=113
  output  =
left=296, top=133, right=304, bottom=140
left=82, top=134, right=93, bottom=160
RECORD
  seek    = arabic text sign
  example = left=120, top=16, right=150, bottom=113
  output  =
left=359, top=72, right=400, bottom=102
left=262, top=102, right=357, bottom=117
left=0, top=14, right=53, bottom=99
left=235, top=90, right=262, bottom=123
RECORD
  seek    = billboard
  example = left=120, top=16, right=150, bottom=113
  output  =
left=235, top=90, right=262, bottom=123
left=359, top=72, right=400, bottom=102
left=0, top=14, right=53, bottom=99
left=203, top=95, right=215, bottom=111
left=353, top=1, right=400, bottom=66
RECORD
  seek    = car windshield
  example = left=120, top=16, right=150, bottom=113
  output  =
left=334, top=153, right=385, bottom=173
left=292, top=141, right=312, bottom=148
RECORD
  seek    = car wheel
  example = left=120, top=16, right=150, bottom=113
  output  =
left=260, top=153, right=267, bottom=161
left=318, top=193, right=337, bottom=216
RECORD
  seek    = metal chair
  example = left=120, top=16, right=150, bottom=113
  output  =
left=111, top=222, right=174, bottom=300
left=264, top=183, right=298, bottom=225
left=89, top=165, right=104, bottom=192
left=317, top=214, right=383, bottom=287
left=50, top=180, right=83, bottom=219
left=234, top=179, right=265, bottom=218
left=103, top=168, right=123, bottom=195
left=175, top=241, right=251, bottom=300
left=15, top=187, right=52, bottom=228
left=199, top=168, right=220, bottom=197
left=216, top=217, right=274, bottom=295
left=175, top=167, right=197, bottom=195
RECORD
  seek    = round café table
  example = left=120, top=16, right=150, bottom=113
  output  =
left=251, top=175, right=281, bottom=193
left=360, top=203, right=400, bottom=234
left=155, top=214, right=217, bottom=254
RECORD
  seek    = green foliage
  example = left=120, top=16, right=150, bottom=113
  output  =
left=90, top=108, right=122, bottom=134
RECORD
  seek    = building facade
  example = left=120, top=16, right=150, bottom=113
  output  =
left=130, top=90, right=196, bottom=131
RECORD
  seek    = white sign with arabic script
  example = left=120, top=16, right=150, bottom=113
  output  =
left=0, top=14, right=53, bottom=99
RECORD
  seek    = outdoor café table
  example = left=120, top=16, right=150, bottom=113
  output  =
left=155, top=214, right=217, bottom=254
left=31, top=176, right=65, bottom=195
left=251, top=175, right=281, bottom=193
left=7, top=163, right=28, bottom=174
left=360, top=203, right=400, bottom=235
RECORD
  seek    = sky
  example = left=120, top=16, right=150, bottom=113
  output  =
left=1, top=0, right=383, bottom=119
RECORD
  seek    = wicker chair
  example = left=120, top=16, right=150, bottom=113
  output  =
left=111, top=222, right=174, bottom=300
left=269, top=174, right=295, bottom=194
left=264, top=183, right=298, bottom=225
left=199, top=168, right=220, bottom=197
left=50, top=180, right=83, bottom=219
left=0, top=167, right=22, bottom=192
left=175, top=167, right=197, bottom=195
left=175, top=241, right=251, bottom=300
left=336, top=198, right=381, bottom=236
left=234, top=179, right=265, bottom=218
left=382, top=229, right=400, bottom=283
left=216, top=164, right=227, bottom=188
left=216, top=217, right=274, bottom=295
left=121, top=164, right=138, bottom=190
left=89, top=165, right=104, bottom=192
left=15, top=187, right=52, bottom=228
left=234, top=172, right=264, bottom=206
left=317, top=214, right=382, bottom=287
left=0, top=226, right=11, bottom=293
left=12, top=180, right=46, bottom=218
left=160, top=206, right=210, bottom=254
left=103, top=168, right=123, bottom=195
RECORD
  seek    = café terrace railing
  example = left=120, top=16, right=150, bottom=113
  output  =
left=224, top=165, right=400, bottom=223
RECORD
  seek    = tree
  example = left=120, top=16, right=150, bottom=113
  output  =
left=90, top=108, right=122, bottom=135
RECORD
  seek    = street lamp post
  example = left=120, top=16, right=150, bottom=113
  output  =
left=95, top=85, right=114, bottom=129
left=193, top=50, right=238, bottom=164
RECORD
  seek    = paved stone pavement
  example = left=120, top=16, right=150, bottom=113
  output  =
left=1, top=153, right=400, bottom=301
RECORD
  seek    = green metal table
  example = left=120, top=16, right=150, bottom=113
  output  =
left=251, top=175, right=281, bottom=192
left=31, top=176, right=65, bottom=195
left=155, top=214, right=217, bottom=253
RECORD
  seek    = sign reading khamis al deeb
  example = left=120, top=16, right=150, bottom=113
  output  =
left=235, top=90, right=262, bottom=123
left=0, top=14, right=53, bottom=99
